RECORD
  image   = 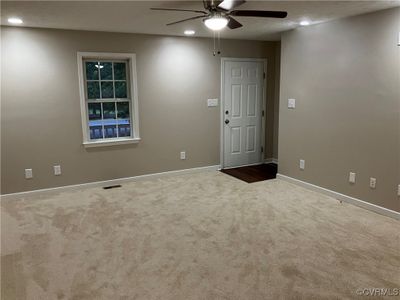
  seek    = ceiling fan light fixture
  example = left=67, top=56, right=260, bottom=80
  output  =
left=204, top=15, right=229, bottom=31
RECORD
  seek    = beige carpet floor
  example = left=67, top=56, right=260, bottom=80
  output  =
left=1, top=171, right=399, bottom=299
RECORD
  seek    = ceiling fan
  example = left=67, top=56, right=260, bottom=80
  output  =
left=151, top=0, right=288, bottom=31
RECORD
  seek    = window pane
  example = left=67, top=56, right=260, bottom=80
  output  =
left=118, top=123, right=131, bottom=137
left=117, top=102, right=131, bottom=137
left=88, top=103, right=103, bottom=140
left=115, top=81, right=127, bottom=98
left=100, top=62, right=113, bottom=80
left=85, top=62, right=99, bottom=80
left=117, top=102, right=130, bottom=119
left=102, top=102, right=117, bottom=138
left=101, top=82, right=114, bottom=98
left=89, top=126, right=103, bottom=140
left=88, top=103, right=101, bottom=120
left=104, top=125, right=117, bottom=138
left=103, top=102, right=116, bottom=119
left=114, top=62, right=126, bottom=80
left=87, top=81, right=100, bottom=99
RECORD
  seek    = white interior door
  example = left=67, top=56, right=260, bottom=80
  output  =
left=223, top=59, right=264, bottom=168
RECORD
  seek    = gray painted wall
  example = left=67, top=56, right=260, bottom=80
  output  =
left=278, top=7, right=400, bottom=212
left=1, top=27, right=279, bottom=193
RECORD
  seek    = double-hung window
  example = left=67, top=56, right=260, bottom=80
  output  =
left=78, top=52, right=140, bottom=147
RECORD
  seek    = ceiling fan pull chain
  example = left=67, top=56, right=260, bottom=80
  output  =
left=217, top=31, right=221, bottom=55
left=213, top=31, right=216, bottom=56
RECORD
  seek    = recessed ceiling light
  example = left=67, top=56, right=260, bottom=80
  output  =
left=300, top=20, right=310, bottom=26
left=184, top=30, right=195, bottom=36
left=8, top=17, right=23, bottom=25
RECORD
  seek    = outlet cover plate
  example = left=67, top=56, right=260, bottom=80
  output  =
left=299, top=159, right=305, bottom=170
left=349, top=172, right=356, bottom=184
left=180, top=151, right=186, bottom=160
left=25, top=168, right=33, bottom=179
left=54, top=165, right=61, bottom=176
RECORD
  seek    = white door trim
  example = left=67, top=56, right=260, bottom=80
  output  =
left=220, top=57, right=267, bottom=169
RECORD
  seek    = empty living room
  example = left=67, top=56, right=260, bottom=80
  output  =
left=1, top=0, right=399, bottom=299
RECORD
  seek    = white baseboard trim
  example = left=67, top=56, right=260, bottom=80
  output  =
left=276, top=173, right=400, bottom=220
left=1, top=165, right=221, bottom=200
left=264, top=158, right=278, bottom=164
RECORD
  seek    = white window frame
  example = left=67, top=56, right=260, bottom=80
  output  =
left=77, top=52, right=140, bottom=147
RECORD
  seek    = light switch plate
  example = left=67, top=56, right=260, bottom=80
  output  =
left=288, top=98, right=296, bottom=109
left=207, top=98, right=218, bottom=107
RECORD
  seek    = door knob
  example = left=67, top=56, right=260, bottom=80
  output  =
left=225, top=119, right=230, bottom=124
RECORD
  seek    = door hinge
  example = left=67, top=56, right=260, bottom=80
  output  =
left=262, top=110, right=265, bottom=117
left=261, top=146, right=264, bottom=153
left=263, top=72, right=266, bottom=79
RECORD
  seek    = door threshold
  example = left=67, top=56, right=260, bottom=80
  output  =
left=220, top=163, right=278, bottom=183
left=222, top=162, right=263, bottom=170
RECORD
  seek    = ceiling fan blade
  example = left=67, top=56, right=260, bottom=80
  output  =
left=230, top=10, right=288, bottom=18
left=227, top=17, right=243, bottom=29
left=218, top=0, right=246, bottom=11
left=151, top=8, right=207, bottom=14
left=166, top=15, right=205, bottom=26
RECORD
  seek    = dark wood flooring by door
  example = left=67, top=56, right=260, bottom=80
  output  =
left=221, top=163, right=277, bottom=183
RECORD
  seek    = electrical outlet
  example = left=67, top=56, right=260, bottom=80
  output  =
left=54, top=165, right=61, bottom=176
left=397, top=185, right=400, bottom=197
left=369, top=177, right=376, bottom=189
left=299, top=159, right=305, bottom=170
left=180, top=151, right=186, bottom=160
left=25, top=168, right=33, bottom=179
left=349, top=172, right=356, bottom=184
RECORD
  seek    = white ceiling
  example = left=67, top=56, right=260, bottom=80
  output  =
left=2, top=1, right=399, bottom=41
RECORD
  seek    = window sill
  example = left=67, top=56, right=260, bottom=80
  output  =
left=83, top=137, right=141, bottom=148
